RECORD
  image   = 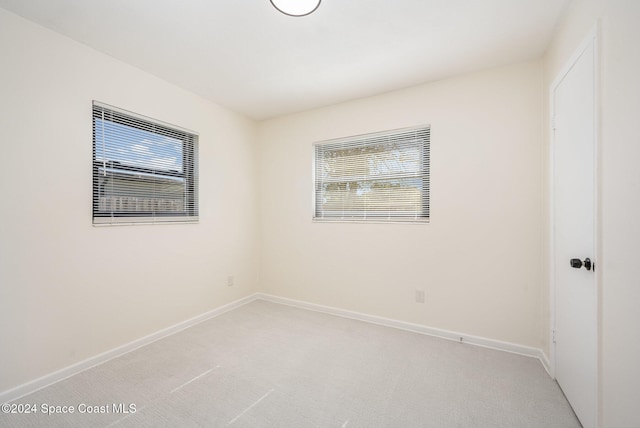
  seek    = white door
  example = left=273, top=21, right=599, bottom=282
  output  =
left=552, top=35, right=597, bottom=428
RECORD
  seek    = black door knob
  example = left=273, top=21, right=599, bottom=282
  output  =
left=570, top=258, right=593, bottom=271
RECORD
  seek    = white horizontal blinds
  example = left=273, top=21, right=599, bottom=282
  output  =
left=92, top=102, right=198, bottom=224
left=315, top=126, right=430, bottom=221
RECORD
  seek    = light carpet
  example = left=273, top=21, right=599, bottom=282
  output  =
left=1, top=300, right=581, bottom=427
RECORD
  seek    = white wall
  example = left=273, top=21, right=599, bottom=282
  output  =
left=545, top=1, right=640, bottom=426
left=257, top=61, right=546, bottom=349
left=0, top=9, right=259, bottom=393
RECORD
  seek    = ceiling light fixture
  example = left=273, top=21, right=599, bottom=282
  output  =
left=270, top=0, right=321, bottom=17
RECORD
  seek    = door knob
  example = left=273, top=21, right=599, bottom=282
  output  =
left=570, top=258, right=592, bottom=271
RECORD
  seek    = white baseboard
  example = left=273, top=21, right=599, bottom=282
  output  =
left=2, top=291, right=552, bottom=403
left=256, top=293, right=551, bottom=374
left=0, top=293, right=259, bottom=404
left=539, top=350, right=552, bottom=377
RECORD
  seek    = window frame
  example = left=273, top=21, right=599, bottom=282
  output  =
left=312, top=125, right=430, bottom=224
left=92, top=101, right=199, bottom=226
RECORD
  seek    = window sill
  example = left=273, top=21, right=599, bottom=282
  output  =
left=93, top=216, right=199, bottom=226
left=312, top=218, right=429, bottom=225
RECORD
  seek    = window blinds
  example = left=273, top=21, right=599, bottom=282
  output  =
left=314, top=126, right=430, bottom=222
left=92, top=102, right=199, bottom=225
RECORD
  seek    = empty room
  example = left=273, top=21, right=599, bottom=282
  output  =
left=1, top=0, right=638, bottom=427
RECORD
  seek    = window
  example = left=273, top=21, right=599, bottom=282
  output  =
left=314, top=126, right=430, bottom=222
left=92, top=102, right=198, bottom=225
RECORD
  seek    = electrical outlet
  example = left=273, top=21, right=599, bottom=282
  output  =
left=415, top=289, right=425, bottom=303
left=227, top=275, right=234, bottom=287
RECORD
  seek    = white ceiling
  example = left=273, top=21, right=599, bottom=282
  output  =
left=0, top=0, right=569, bottom=120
